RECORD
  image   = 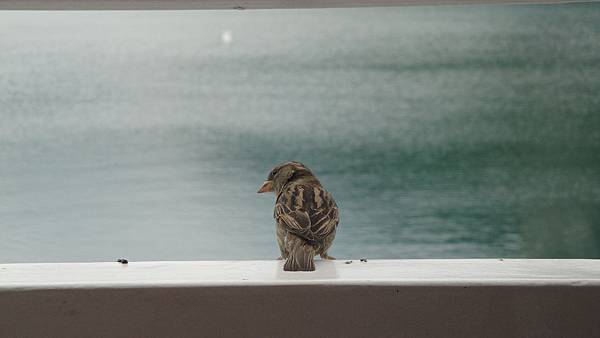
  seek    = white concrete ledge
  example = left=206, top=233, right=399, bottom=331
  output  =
left=1, top=259, right=600, bottom=338
left=2, top=259, right=600, bottom=289
left=0, top=0, right=597, bottom=10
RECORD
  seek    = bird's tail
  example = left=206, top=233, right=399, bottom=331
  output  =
left=284, top=235, right=316, bottom=272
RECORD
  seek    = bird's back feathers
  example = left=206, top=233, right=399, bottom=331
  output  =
left=274, top=182, right=339, bottom=271
left=275, top=183, right=339, bottom=242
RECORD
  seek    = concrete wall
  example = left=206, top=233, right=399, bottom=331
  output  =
left=1, top=260, right=599, bottom=338
left=0, top=0, right=594, bottom=10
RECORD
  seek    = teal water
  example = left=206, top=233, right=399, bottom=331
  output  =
left=1, top=5, right=599, bottom=263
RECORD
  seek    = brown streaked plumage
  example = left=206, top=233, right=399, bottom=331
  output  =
left=258, top=161, right=339, bottom=271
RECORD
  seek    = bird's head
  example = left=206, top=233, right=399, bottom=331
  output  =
left=257, top=161, right=317, bottom=194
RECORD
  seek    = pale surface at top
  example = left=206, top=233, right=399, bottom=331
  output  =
left=0, top=0, right=597, bottom=10
left=1, top=259, right=600, bottom=289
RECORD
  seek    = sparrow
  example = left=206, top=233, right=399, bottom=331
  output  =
left=258, top=161, right=339, bottom=271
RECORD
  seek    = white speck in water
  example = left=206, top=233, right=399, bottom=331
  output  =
left=221, top=30, right=233, bottom=45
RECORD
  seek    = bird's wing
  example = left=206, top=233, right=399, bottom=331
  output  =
left=274, top=184, right=339, bottom=243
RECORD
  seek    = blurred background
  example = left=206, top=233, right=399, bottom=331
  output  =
left=1, top=4, right=599, bottom=263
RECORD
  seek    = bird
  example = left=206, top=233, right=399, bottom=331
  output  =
left=258, top=161, right=339, bottom=271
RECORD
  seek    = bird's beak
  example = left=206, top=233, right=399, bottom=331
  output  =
left=257, top=180, right=273, bottom=193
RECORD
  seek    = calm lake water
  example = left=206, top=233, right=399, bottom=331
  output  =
left=1, top=4, right=599, bottom=263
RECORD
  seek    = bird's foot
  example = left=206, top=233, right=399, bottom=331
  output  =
left=320, top=254, right=336, bottom=260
